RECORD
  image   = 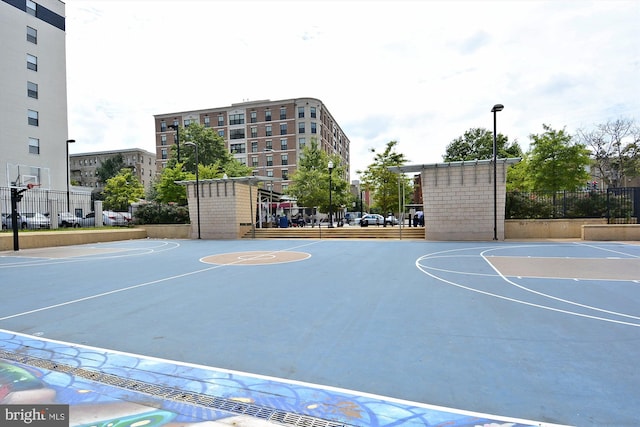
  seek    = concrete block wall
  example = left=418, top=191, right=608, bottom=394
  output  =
left=185, top=180, right=255, bottom=239
left=423, top=161, right=510, bottom=240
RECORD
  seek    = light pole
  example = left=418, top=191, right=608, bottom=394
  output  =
left=168, top=124, right=181, bottom=163
left=184, top=142, right=200, bottom=239
left=328, top=160, right=334, bottom=228
left=66, top=139, right=75, bottom=212
left=491, top=104, right=504, bottom=241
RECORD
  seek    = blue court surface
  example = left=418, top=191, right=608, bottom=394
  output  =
left=1, top=238, right=639, bottom=427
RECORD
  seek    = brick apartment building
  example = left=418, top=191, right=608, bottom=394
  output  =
left=70, top=148, right=157, bottom=192
left=154, top=97, right=350, bottom=194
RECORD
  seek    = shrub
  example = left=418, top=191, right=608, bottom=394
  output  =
left=133, top=202, right=190, bottom=225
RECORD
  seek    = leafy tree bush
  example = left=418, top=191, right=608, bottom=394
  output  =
left=133, top=202, right=190, bottom=225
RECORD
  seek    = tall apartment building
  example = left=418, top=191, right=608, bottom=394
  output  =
left=70, top=148, right=157, bottom=192
left=154, top=98, right=350, bottom=194
left=0, top=0, right=70, bottom=190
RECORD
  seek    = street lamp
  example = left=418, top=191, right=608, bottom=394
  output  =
left=184, top=142, right=200, bottom=239
left=328, top=160, right=334, bottom=228
left=491, top=104, right=504, bottom=240
left=66, top=139, right=75, bottom=212
left=168, top=124, right=181, bottom=163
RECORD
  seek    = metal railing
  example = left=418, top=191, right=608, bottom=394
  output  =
left=506, top=187, right=638, bottom=223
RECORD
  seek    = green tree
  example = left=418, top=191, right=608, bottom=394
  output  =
left=96, top=153, right=126, bottom=184
left=288, top=139, right=349, bottom=214
left=443, top=128, right=522, bottom=162
left=525, top=124, right=591, bottom=192
left=358, top=141, right=411, bottom=217
left=103, top=168, right=145, bottom=211
left=154, top=164, right=190, bottom=205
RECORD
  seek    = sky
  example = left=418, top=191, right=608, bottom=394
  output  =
left=64, top=0, right=640, bottom=180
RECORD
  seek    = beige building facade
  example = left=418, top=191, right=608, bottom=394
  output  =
left=70, top=148, right=157, bottom=192
left=154, top=97, right=350, bottom=195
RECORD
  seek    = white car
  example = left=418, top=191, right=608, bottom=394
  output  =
left=58, top=212, right=81, bottom=228
left=103, top=211, right=127, bottom=226
left=3, top=212, right=51, bottom=230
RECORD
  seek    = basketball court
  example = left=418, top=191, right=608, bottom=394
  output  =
left=1, top=238, right=638, bottom=426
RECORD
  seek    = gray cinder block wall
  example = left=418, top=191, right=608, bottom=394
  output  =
left=183, top=179, right=255, bottom=239
left=421, top=159, right=519, bottom=241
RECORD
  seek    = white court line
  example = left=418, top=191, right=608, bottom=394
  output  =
left=416, top=245, right=640, bottom=328
left=0, top=240, right=322, bottom=322
left=0, top=241, right=181, bottom=268
left=0, top=328, right=570, bottom=427
left=479, top=247, right=640, bottom=321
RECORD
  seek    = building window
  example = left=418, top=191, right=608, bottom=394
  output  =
left=251, top=141, right=258, bottom=153
left=27, top=54, right=37, bottom=71
left=28, top=110, right=38, bottom=126
left=229, top=113, right=244, bottom=125
left=310, top=107, right=317, bottom=118
left=282, top=183, right=289, bottom=193
left=281, top=154, right=288, bottom=166
left=280, top=123, right=287, bottom=135
left=265, top=125, right=272, bottom=137
left=28, top=137, right=39, bottom=154
left=250, top=111, right=257, bottom=123
left=266, top=155, right=273, bottom=167
left=218, top=129, right=225, bottom=137
left=265, top=140, right=272, bottom=150
left=311, top=122, right=317, bottom=134
left=26, top=0, right=36, bottom=16
left=251, top=127, right=257, bottom=138
left=203, top=116, right=210, bottom=127
left=27, top=26, right=37, bottom=44
left=230, top=143, right=246, bottom=153
left=299, top=137, right=306, bottom=148
left=282, top=169, right=289, bottom=180
left=280, top=139, right=288, bottom=150
left=280, top=107, right=286, bottom=120
left=27, top=82, right=38, bottom=99
left=265, top=110, right=271, bottom=121
left=298, top=122, right=305, bottom=133
left=298, top=107, right=304, bottom=118
left=230, top=129, right=245, bottom=140
left=161, top=134, right=167, bottom=145
left=218, top=115, right=224, bottom=126
left=251, top=156, right=258, bottom=167
left=160, top=121, right=167, bottom=132
left=266, top=170, right=274, bottom=178
left=161, top=148, right=168, bottom=160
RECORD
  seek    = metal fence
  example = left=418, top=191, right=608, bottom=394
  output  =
left=1, top=187, right=93, bottom=228
left=506, top=187, right=639, bottom=223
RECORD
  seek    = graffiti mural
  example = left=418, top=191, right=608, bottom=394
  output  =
left=0, top=330, right=558, bottom=427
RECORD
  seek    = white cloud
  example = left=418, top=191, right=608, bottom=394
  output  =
left=65, top=0, right=640, bottom=178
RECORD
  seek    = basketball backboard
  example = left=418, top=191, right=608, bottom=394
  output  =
left=6, top=163, right=50, bottom=190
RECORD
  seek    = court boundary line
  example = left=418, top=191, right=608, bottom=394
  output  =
left=416, top=244, right=640, bottom=328
left=0, top=328, right=570, bottom=427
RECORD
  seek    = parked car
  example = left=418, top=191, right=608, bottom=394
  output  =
left=58, top=212, right=81, bottom=228
left=4, top=212, right=51, bottom=230
left=103, top=211, right=127, bottom=226
left=1, top=213, right=10, bottom=230
left=385, top=214, right=399, bottom=226
left=355, top=214, right=385, bottom=226
left=78, top=212, right=96, bottom=227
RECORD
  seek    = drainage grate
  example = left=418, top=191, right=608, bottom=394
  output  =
left=0, top=349, right=353, bottom=427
